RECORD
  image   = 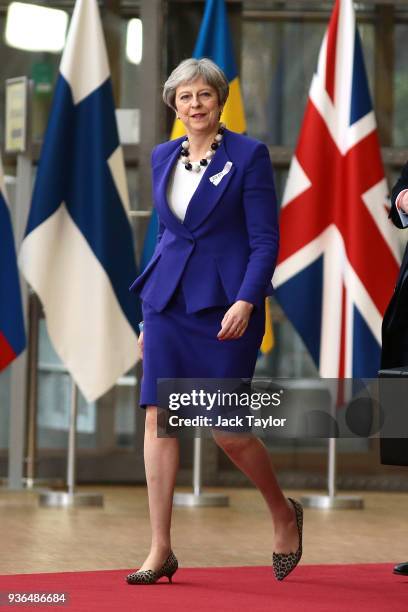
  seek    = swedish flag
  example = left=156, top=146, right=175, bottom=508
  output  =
left=170, top=0, right=245, bottom=138
left=141, top=0, right=274, bottom=352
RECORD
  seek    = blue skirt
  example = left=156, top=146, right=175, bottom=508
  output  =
left=140, top=283, right=265, bottom=412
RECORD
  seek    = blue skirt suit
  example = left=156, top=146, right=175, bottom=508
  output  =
left=129, top=129, right=279, bottom=411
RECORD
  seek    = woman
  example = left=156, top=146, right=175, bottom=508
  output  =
left=126, top=58, right=303, bottom=584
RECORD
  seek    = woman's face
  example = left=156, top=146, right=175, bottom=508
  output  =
left=174, top=76, right=222, bottom=136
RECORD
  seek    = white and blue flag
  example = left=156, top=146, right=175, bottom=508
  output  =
left=19, top=0, right=141, bottom=401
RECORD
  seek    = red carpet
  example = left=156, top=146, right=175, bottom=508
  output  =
left=0, top=564, right=407, bottom=612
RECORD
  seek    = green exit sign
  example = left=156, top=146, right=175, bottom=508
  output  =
left=31, top=61, right=54, bottom=95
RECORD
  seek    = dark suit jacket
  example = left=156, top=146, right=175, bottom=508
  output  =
left=381, top=164, right=408, bottom=368
left=380, top=162, right=408, bottom=465
left=129, top=129, right=279, bottom=313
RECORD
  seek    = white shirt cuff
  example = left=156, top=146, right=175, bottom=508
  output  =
left=396, top=189, right=408, bottom=227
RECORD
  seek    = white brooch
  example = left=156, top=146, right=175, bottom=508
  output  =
left=209, top=161, right=233, bottom=186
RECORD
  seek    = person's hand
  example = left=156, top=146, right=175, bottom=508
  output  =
left=217, top=300, right=254, bottom=340
left=399, top=191, right=408, bottom=214
left=138, top=331, right=144, bottom=358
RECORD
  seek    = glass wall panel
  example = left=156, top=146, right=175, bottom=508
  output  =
left=0, top=14, right=61, bottom=142
left=114, top=383, right=137, bottom=448
left=37, top=319, right=97, bottom=450
left=37, top=318, right=138, bottom=451
left=242, top=19, right=375, bottom=145
left=121, top=19, right=142, bottom=110
left=0, top=13, right=141, bottom=142
left=394, top=23, right=408, bottom=147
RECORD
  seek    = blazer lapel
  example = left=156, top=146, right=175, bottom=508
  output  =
left=152, top=139, right=194, bottom=240
left=152, top=130, right=236, bottom=234
left=183, top=135, right=236, bottom=230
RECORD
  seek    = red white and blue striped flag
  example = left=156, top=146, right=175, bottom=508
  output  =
left=0, top=157, right=26, bottom=369
left=273, top=0, right=400, bottom=378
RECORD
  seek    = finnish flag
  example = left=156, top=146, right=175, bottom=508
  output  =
left=19, top=0, right=141, bottom=402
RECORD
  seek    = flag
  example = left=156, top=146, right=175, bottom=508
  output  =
left=143, top=0, right=273, bottom=351
left=170, top=0, right=246, bottom=139
left=0, top=157, right=26, bottom=369
left=273, top=0, right=400, bottom=378
left=19, top=0, right=140, bottom=402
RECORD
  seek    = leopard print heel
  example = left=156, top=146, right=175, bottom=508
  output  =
left=272, top=498, right=303, bottom=581
left=126, top=550, right=178, bottom=585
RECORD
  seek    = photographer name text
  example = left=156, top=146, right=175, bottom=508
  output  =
left=168, top=414, right=287, bottom=428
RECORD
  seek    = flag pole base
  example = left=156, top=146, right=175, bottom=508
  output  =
left=300, top=494, right=364, bottom=509
left=23, top=478, right=65, bottom=489
left=173, top=491, right=229, bottom=507
left=38, top=491, right=104, bottom=508
left=0, top=478, right=65, bottom=489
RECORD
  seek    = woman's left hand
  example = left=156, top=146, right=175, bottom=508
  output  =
left=217, top=300, right=254, bottom=340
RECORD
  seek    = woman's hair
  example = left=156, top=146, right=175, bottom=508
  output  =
left=163, top=58, right=229, bottom=110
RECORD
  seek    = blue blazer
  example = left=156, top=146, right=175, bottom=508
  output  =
left=129, top=128, right=279, bottom=314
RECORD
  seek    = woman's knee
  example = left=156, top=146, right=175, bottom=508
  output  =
left=145, top=405, right=160, bottom=433
left=212, top=430, right=254, bottom=456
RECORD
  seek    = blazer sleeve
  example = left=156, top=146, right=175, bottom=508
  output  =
left=235, top=143, right=280, bottom=308
left=151, top=144, right=166, bottom=246
left=156, top=217, right=165, bottom=245
left=390, top=162, right=408, bottom=229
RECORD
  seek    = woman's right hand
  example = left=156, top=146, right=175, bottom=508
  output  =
left=138, top=331, right=144, bottom=359
left=399, top=190, right=408, bottom=213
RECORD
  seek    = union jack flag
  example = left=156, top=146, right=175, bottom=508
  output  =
left=273, top=0, right=400, bottom=378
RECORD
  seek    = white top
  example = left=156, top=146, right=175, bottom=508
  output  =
left=167, top=159, right=210, bottom=222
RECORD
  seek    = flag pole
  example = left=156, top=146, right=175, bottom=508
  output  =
left=39, top=377, right=103, bottom=507
left=301, top=384, right=364, bottom=509
left=6, top=81, right=32, bottom=490
left=23, top=293, right=64, bottom=490
left=301, top=438, right=363, bottom=509
left=173, top=436, right=229, bottom=507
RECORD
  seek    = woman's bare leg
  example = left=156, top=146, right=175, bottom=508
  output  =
left=138, top=406, right=179, bottom=571
left=212, top=430, right=299, bottom=554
